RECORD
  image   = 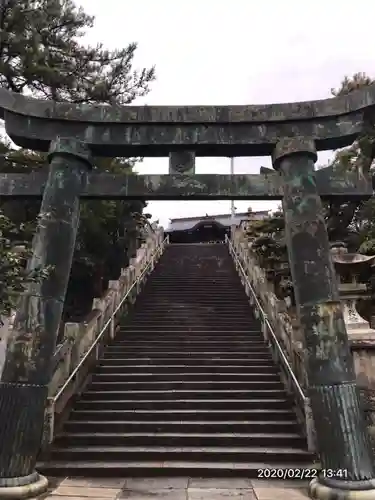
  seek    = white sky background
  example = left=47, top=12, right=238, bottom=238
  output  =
left=5, top=0, right=375, bottom=228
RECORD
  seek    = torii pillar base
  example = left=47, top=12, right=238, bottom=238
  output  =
left=309, top=478, right=375, bottom=500
left=0, top=473, right=48, bottom=499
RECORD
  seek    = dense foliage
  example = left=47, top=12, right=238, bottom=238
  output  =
left=0, top=211, right=51, bottom=320
left=0, top=0, right=156, bottom=321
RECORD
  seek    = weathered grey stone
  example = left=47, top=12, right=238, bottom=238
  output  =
left=169, top=151, right=195, bottom=174
left=0, top=169, right=371, bottom=199
left=1, top=86, right=374, bottom=154
left=0, top=138, right=91, bottom=488
left=2, top=110, right=363, bottom=155
left=272, top=136, right=317, bottom=164
left=274, top=137, right=375, bottom=485
left=1, top=84, right=375, bottom=122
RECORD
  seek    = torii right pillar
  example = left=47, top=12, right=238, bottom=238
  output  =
left=273, top=137, right=375, bottom=499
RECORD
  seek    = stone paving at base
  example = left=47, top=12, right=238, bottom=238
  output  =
left=37, top=477, right=310, bottom=500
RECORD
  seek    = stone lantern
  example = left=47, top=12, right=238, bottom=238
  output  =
left=331, top=242, right=375, bottom=337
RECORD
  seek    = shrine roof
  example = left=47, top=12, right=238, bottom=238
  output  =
left=166, top=211, right=269, bottom=232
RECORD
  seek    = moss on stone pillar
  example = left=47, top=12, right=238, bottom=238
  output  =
left=273, top=137, right=375, bottom=496
left=0, top=137, right=91, bottom=498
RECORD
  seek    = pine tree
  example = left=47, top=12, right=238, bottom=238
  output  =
left=0, top=0, right=156, bottom=322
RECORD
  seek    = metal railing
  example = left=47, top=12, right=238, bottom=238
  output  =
left=225, top=234, right=315, bottom=451
left=48, top=235, right=169, bottom=417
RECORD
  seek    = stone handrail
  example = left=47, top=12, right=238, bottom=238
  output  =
left=230, top=224, right=375, bottom=454
left=41, top=226, right=168, bottom=449
left=229, top=227, right=316, bottom=451
left=230, top=227, right=307, bottom=378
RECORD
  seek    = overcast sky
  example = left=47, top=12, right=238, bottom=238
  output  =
left=10, top=0, right=375, bottom=228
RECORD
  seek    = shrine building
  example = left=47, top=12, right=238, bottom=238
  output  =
left=165, top=210, right=269, bottom=243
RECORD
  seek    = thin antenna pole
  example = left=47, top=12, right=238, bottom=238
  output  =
left=230, top=157, right=235, bottom=223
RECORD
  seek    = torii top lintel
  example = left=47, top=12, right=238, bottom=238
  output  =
left=1, top=86, right=375, bottom=157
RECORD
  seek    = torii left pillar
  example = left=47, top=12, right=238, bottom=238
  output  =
left=0, top=138, right=91, bottom=499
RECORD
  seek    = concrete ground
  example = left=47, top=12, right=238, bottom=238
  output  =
left=37, top=477, right=310, bottom=499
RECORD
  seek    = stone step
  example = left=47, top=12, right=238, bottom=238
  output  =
left=95, top=365, right=279, bottom=374
left=113, top=336, right=264, bottom=341
left=148, top=272, right=239, bottom=276
left=37, top=460, right=314, bottom=478
left=118, top=326, right=261, bottom=332
left=106, top=342, right=268, bottom=348
left=75, top=399, right=292, bottom=410
left=100, top=357, right=274, bottom=364
left=140, top=277, right=245, bottom=281
left=146, top=281, right=242, bottom=286
left=100, top=352, right=273, bottom=359
left=103, top=346, right=271, bottom=353
left=98, top=357, right=276, bottom=366
left=138, top=293, right=249, bottom=299
left=146, top=291, right=244, bottom=293
left=141, top=291, right=246, bottom=295
left=141, top=292, right=245, bottom=296
left=138, top=291, right=249, bottom=296
left=142, top=288, right=247, bottom=293
left=107, top=339, right=267, bottom=345
left=120, top=326, right=258, bottom=330
left=119, top=328, right=262, bottom=332
left=115, top=335, right=264, bottom=340
left=55, top=432, right=305, bottom=448
left=135, top=300, right=253, bottom=306
left=146, top=273, right=238, bottom=277
left=129, top=308, right=254, bottom=313
left=146, top=269, right=237, bottom=274
left=140, top=289, right=245, bottom=293
left=81, top=389, right=287, bottom=401
left=68, top=409, right=297, bottom=422
left=88, top=381, right=284, bottom=391
left=146, top=268, right=237, bottom=273
left=107, top=340, right=267, bottom=344
left=120, top=321, right=258, bottom=326
left=113, top=338, right=266, bottom=344
left=132, top=306, right=253, bottom=312
left=47, top=446, right=312, bottom=464
left=115, top=332, right=262, bottom=338
left=141, top=276, right=244, bottom=280
left=141, top=282, right=244, bottom=286
left=126, top=314, right=254, bottom=320
left=148, top=272, right=238, bottom=276
left=144, top=277, right=240, bottom=280
left=118, top=327, right=261, bottom=331
left=123, top=321, right=256, bottom=326
left=93, top=372, right=280, bottom=381
left=127, top=307, right=252, bottom=311
left=135, top=292, right=249, bottom=294
left=130, top=304, right=250, bottom=308
left=64, top=420, right=300, bottom=433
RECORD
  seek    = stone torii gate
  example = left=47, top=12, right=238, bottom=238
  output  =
left=0, top=87, right=375, bottom=499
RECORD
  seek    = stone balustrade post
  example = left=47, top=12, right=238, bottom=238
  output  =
left=108, top=280, right=120, bottom=340
left=63, top=323, right=81, bottom=374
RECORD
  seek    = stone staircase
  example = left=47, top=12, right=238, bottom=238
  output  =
left=39, top=243, right=313, bottom=477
